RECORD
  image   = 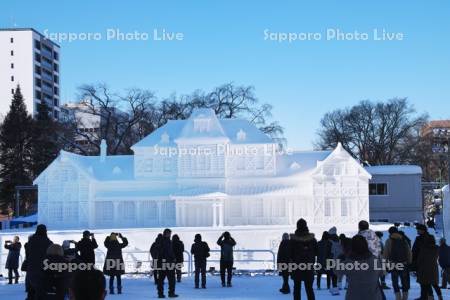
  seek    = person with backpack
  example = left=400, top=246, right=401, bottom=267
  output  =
left=438, top=238, right=450, bottom=289
left=190, top=234, right=210, bottom=289
left=277, top=233, right=291, bottom=294
left=316, top=231, right=332, bottom=290
left=289, top=218, right=318, bottom=300
left=172, top=234, right=185, bottom=283
left=383, top=226, right=412, bottom=300
left=217, top=231, right=236, bottom=287
left=328, top=227, right=341, bottom=295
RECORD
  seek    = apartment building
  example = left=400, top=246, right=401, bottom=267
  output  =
left=0, top=28, right=60, bottom=118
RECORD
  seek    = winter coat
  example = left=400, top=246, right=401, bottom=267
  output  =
left=336, top=255, right=383, bottom=300
left=412, top=233, right=431, bottom=271
left=103, top=236, right=128, bottom=276
left=416, top=235, right=439, bottom=285
left=76, top=237, right=98, bottom=264
left=172, top=239, right=185, bottom=263
left=438, top=244, right=450, bottom=268
left=277, top=239, right=290, bottom=264
left=330, top=237, right=343, bottom=259
left=288, top=230, right=318, bottom=280
left=43, top=254, right=69, bottom=300
left=217, top=237, right=236, bottom=262
left=5, top=242, right=21, bottom=269
left=317, top=239, right=332, bottom=271
left=153, top=236, right=176, bottom=268
left=383, top=233, right=412, bottom=264
left=191, top=241, right=210, bottom=262
left=358, top=229, right=382, bottom=257
left=26, top=234, right=53, bottom=286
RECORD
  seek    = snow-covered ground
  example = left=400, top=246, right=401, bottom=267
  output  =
left=1, top=273, right=448, bottom=299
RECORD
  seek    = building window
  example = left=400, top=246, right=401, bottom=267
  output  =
left=369, top=183, right=388, bottom=195
left=53, top=52, right=59, bottom=60
left=35, top=91, right=42, bottom=100
left=53, top=63, right=59, bottom=72
left=35, top=53, right=41, bottom=62
left=35, top=65, right=41, bottom=75
left=163, top=158, right=171, bottom=172
left=34, top=40, right=41, bottom=50
left=324, top=198, right=332, bottom=217
left=11, top=63, right=14, bottom=69
left=10, top=37, right=14, bottom=43
left=10, top=50, right=14, bottom=56
left=193, top=118, right=210, bottom=132
left=53, top=98, right=58, bottom=106
left=11, top=88, right=14, bottom=95
left=11, top=76, right=14, bottom=82
left=54, top=87, right=59, bottom=95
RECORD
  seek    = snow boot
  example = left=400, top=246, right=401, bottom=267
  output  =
left=227, top=282, right=232, bottom=287
left=158, top=294, right=165, bottom=298
left=330, top=287, right=340, bottom=296
left=109, top=287, right=114, bottom=295
left=117, top=286, right=122, bottom=294
left=168, top=293, right=179, bottom=298
left=395, top=292, right=401, bottom=300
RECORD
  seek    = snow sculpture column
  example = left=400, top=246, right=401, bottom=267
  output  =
left=212, top=202, right=218, bottom=227
left=218, top=201, right=224, bottom=227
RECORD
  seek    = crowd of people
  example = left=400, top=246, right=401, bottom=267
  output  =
left=275, top=219, right=450, bottom=300
left=2, top=220, right=450, bottom=300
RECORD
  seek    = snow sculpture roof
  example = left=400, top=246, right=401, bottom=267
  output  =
left=365, top=165, right=422, bottom=175
left=277, top=150, right=332, bottom=176
left=132, top=108, right=273, bottom=148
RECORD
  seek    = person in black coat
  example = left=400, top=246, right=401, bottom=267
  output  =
left=27, top=224, right=53, bottom=299
left=439, top=238, right=450, bottom=288
left=76, top=230, right=98, bottom=265
left=172, top=234, right=184, bottom=283
left=4, top=235, right=21, bottom=284
left=277, top=233, right=291, bottom=294
left=217, top=231, right=236, bottom=287
left=191, top=233, right=210, bottom=289
left=155, top=228, right=178, bottom=298
left=150, top=234, right=163, bottom=285
left=316, top=231, right=332, bottom=290
left=103, top=232, right=128, bottom=295
left=289, top=218, right=318, bottom=300
left=43, top=244, right=69, bottom=300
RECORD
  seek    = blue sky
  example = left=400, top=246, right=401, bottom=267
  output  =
left=2, top=0, right=449, bottom=149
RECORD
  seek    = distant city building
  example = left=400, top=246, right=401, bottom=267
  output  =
left=0, top=28, right=60, bottom=118
left=422, top=120, right=450, bottom=153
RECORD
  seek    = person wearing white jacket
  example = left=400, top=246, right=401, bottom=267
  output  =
left=358, top=220, right=382, bottom=258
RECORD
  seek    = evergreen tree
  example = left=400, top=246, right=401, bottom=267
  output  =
left=31, top=101, right=60, bottom=177
left=0, top=86, right=33, bottom=211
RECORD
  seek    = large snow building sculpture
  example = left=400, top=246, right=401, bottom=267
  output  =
left=34, top=108, right=371, bottom=229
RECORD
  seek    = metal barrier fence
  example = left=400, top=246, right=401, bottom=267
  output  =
left=1, top=249, right=276, bottom=278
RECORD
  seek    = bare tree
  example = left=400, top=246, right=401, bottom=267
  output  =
left=315, top=98, right=428, bottom=165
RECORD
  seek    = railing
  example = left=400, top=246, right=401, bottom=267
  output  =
left=1, top=249, right=276, bottom=278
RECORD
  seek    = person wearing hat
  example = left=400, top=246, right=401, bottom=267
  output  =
left=190, top=234, right=210, bottom=289
left=289, top=218, right=318, bottom=300
left=26, top=224, right=53, bottom=299
left=76, top=230, right=98, bottom=265
left=277, top=233, right=291, bottom=294
left=413, top=224, right=443, bottom=300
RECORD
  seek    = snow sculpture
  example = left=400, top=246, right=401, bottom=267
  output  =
left=34, top=108, right=372, bottom=229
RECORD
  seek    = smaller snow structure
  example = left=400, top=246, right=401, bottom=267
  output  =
left=34, top=109, right=371, bottom=229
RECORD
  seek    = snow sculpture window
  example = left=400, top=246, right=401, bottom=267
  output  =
left=250, top=199, right=264, bottom=218
left=255, top=156, right=265, bottom=170
left=324, top=198, right=332, bottom=217
left=49, top=202, right=63, bottom=222
left=237, top=129, right=246, bottom=141
left=119, top=202, right=135, bottom=221
left=160, top=132, right=170, bottom=144
left=272, top=199, right=285, bottom=217
left=229, top=199, right=242, bottom=217
left=142, top=158, right=153, bottom=172
left=341, top=198, right=351, bottom=217
left=112, top=166, right=122, bottom=175
left=194, top=118, right=210, bottom=132
left=141, top=201, right=158, bottom=219
left=237, top=156, right=245, bottom=170
left=163, top=158, right=172, bottom=172
left=95, top=202, right=114, bottom=224
left=64, top=202, right=78, bottom=222
left=198, top=155, right=211, bottom=171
